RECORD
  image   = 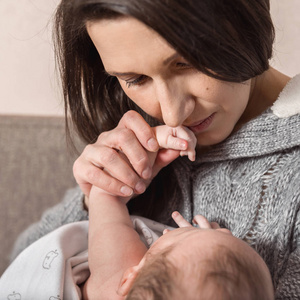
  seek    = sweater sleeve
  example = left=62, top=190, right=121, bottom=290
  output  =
left=10, top=186, right=88, bottom=262
left=275, top=207, right=300, bottom=299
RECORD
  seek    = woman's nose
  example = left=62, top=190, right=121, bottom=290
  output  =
left=155, top=80, right=194, bottom=127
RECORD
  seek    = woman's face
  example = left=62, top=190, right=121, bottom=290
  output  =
left=87, top=17, right=253, bottom=146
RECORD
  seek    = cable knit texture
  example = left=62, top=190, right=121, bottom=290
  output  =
left=11, top=75, right=300, bottom=299
left=166, top=75, right=300, bottom=299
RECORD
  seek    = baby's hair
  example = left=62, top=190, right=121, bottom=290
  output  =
left=126, top=248, right=177, bottom=300
left=127, top=245, right=273, bottom=300
left=197, top=246, right=273, bottom=300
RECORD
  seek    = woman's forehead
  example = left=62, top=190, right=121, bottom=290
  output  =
left=86, top=17, right=176, bottom=72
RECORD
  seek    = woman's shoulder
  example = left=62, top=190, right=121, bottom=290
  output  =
left=271, top=74, right=300, bottom=118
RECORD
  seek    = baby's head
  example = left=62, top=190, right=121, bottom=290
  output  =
left=119, top=226, right=274, bottom=300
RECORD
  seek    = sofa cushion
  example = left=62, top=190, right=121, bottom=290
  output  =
left=0, top=115, right=83, bottom=275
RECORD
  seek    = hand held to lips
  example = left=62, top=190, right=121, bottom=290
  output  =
left=73, top=111, right=196, bottom=206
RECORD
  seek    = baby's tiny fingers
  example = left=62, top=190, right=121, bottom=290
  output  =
left=180, top=150, right=196, bottom=161
left=172, top=211, right=192, bottom=228
left=163, top=229, right=170, bottom=235
left=211, top=222, right=221, bottom=229
left=193, top=215, right=212, bottom=229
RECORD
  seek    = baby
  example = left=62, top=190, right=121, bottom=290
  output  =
left=83, top=125, right=274, bottom=300
left=124, top=212, right=274, bottom=300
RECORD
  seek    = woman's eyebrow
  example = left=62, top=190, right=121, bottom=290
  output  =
left=104, top=53, right=179, bottom=77
left=162, top=52, right=180, bottom=65
left=105, top=70, right=137, bottom=77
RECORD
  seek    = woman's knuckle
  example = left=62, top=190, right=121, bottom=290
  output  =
left=101, top=147, right=118, bottom=164
left=85, top=168, right=99, bottom=183
left=118, top=129, right=133, bottom=145
left=72, top=159, right=82, bottom=176
left=106, top=179, right=117, bottom=192
left=83, top=143, right=93, bottom=153
left=123, top=110, right=137, bottom=121
left=97, top=131, right=109, bottom=142
left=117, top=130, right=127, bottom=143
left=134, top=155, right=147, bottom=167
left=126, top=173, right=138, bottom=186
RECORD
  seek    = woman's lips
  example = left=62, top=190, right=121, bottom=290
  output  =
left=187, top=113, right=215, bottom=133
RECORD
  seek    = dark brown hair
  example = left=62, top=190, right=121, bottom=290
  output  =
left=54, top=0, right=274, bottom=144
left=127, top=245, right=274, bottom=300
left=54, top=0, right=274, bottom=221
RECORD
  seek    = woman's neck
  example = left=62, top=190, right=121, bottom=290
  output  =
left=235, top=67, right=291, bottom=131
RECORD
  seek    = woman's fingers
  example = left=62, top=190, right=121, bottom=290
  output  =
left=73, top=112, right=199, bottom=200
left=73, top=145, right=147, bottom=198
left=118, top=110, right=159, bottom=153
left=73, top=159, right=137, bottom=198
left=73, top=111, right=159, bottom=198
left=172, top=211, right=193, bottom=228
left=99, top=129, right=152, bottom=180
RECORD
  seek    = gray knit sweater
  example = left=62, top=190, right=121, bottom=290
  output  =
left=11, top=75, right=300, bottom=299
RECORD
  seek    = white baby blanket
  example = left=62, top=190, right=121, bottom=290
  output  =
left=0, top=217, right=173, bottom=300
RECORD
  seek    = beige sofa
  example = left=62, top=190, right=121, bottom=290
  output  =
left=0, top=115, right=84, bottom=275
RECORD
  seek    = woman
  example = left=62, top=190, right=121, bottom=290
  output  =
left=12, top=0, right=300, bottom=298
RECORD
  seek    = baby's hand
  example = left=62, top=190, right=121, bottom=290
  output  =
left=170, top=211, right=224, bottom=230
left=153, top=125, right=196, bottom=161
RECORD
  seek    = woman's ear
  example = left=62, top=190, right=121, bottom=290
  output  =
left=117, top=265, right=140, bottom=296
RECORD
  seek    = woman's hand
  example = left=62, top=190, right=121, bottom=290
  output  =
left=74, top=111, right=158, bottom=201
left=73, top=111, right=195, bottom=205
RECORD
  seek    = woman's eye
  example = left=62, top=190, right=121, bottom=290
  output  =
left=176, top=62, right=191, bottom=69
left=125, top=75, right=147, bottom=88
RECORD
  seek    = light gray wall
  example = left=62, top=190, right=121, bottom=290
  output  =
left=0, top=0, right=299, bottom=116
left=270, top=0, right=300, bottom=77
left=0, top=0, right=61, bottom=116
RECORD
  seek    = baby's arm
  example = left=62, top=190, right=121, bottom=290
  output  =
left=83, top=126, right=196, bottom=299
left=83, top=187, right=147, bottom=299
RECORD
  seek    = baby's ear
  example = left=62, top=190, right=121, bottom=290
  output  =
left=117, top=266, right=140, bottom=296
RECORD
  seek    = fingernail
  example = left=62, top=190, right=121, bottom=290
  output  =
left=120, top=186, right=133, bottom=196
left=142, top=167, right=152, bottom=179
left=179, top=142, right=187, bottom=150
left=148, top=138, right=159, bottom=151
left=135, top=181, right=146, bottom=193
left=172, top=211, right=179, bottom=218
